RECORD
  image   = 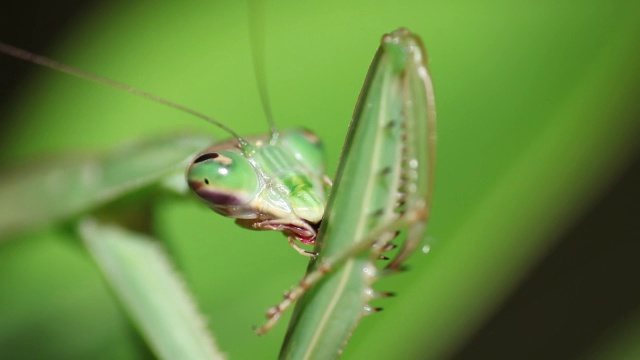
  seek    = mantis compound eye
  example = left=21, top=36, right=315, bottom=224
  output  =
left=187, top=150, right=260, bottom=207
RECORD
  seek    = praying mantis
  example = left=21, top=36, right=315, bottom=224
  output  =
left=0, top=8, right=435, bottom=360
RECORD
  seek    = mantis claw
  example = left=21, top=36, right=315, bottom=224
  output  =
left=288, top=237, right=317, bottom=257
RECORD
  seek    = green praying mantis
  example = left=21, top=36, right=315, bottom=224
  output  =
left=0, top=21, right=435, bottom=360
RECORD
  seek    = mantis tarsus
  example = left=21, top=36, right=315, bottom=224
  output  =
left=0, top=19, right=435, bottom=358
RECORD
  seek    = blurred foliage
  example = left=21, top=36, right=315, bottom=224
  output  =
left=0, top=0, right=638, bottom=359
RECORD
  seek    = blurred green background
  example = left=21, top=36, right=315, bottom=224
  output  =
left=1, top=0, right=639, bottom=359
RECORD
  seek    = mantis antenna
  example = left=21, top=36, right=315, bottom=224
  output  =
left=0, top=41, right=253, bottom=153
left=247, top=0, right=279, bottom=143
